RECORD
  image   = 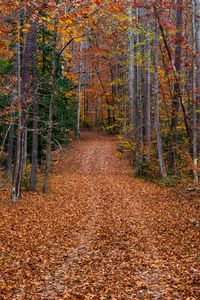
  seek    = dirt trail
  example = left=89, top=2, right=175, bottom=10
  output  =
left=0, top=131, right=199, bottom=300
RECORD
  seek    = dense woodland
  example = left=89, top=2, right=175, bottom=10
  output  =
left=1, top=1, right=200, bottom=299
left=0, top=0, right=200, bottom=201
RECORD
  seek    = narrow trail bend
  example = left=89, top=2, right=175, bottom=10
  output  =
left=1, top=131, right=199, bottom=300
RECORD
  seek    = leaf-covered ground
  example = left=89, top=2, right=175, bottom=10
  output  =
left=0, top=131, right=200, bottom=299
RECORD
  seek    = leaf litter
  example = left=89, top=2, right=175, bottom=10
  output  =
left=0, top=131, right=199, bottom=299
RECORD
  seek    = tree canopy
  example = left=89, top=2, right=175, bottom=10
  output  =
left=0, top=0, right=199, bottom=199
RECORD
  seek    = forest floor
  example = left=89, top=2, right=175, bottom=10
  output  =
left=0, top=131, right=200, bottom=300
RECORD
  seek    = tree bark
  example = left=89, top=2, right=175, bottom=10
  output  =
left=127, top=5, right=135, bottom=131
left=192, top=0, right=199, bottom=184
left=30, top=26, right=38, bottom=192
left=12, top=19, right=38, bottom=201
left=146, top=11, right=151, bottom=161
left=43, top=21, right=58, bottom=194
left=76, top=43, right=83, bottom=140
left=154, top=13, right=167, bottom=179
left=169, top=0, right=183, bottom=173
left=154, top=4, right=192, bottom=156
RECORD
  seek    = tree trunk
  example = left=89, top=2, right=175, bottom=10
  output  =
left=154, top=13, right=167, bottom=179
left=43, top=21, right=58, bottom=194
left=146, top=10, right=151, bottom=161
left=6, top=118, right=14, bottom=179
left=7, top=43, right=18, bottom=179
left=12, top=20, right=38, bottom=201
left=127, top=5, right=135, bottom=131
left=29, top=22, right=38, bottom=192
left=154, top=4, right=192, bottom=162
left=43, top=93, right=54, bottom=194
left=169, top=0, right=183, bottom=173
left=192, top=0, right=199, bottom=184
left=110, top=65, right=117, bottom=125
left=77, top=75, right=81, bottom=139
left=135, top=8, right=143, bottom=174
left=195, top=0, right=200, bottom=149
left=76, top=43, right=83, bottom=140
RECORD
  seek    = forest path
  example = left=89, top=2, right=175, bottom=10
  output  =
left=1, top=131, right=199, bottom=300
